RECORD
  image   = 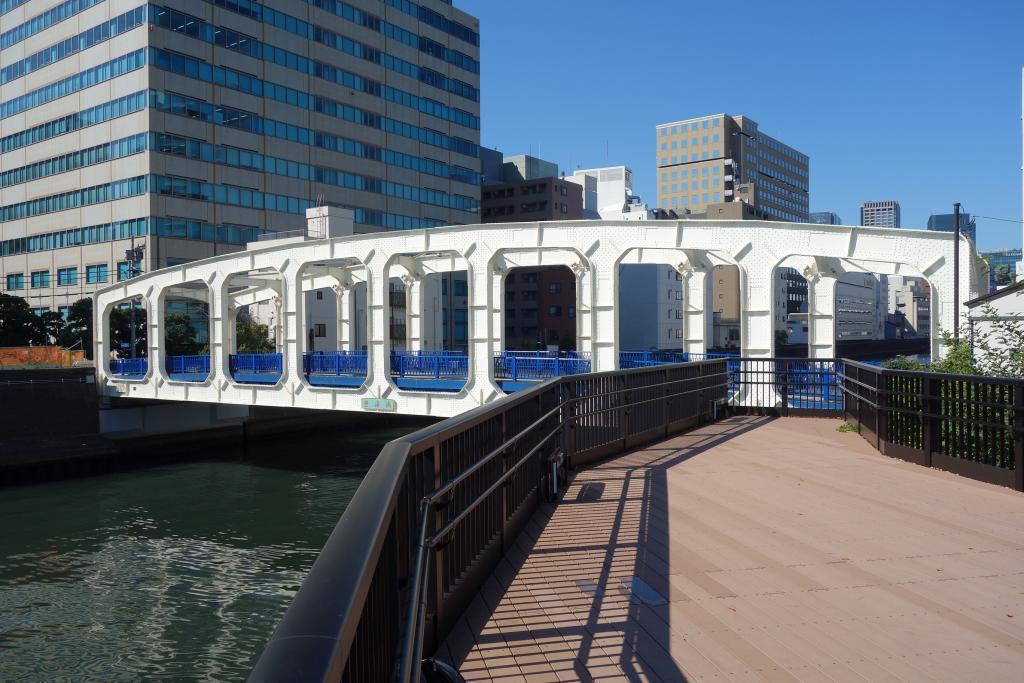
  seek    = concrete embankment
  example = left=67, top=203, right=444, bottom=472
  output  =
left=0, top=369, right=435, bottom=485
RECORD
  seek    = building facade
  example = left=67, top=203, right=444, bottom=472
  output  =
left=655, top=114, right=810, bottom=222
left=809, top=211, right=842, bottom=225
left=885, top=276, right=931, bottom=338
left=981, top=248, right=1022, bottom=290
left=1, top=0, right=481, bottom=318
left=481, top=151, right=582, bottom=350
left=480, top=177, right=582, bottom=222
left=927, top=212, right=977, bottom=244
left=860, top=201, right=901, bottom=228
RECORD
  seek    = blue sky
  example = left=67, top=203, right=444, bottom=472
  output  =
left=458, top=0, right=1024, bottom=251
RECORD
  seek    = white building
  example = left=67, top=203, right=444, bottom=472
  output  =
left=966, top=281, right=1024, bottom=371
left=885, top=276, right=931, bottom=338
left=568, top=166, right=684, bottom=350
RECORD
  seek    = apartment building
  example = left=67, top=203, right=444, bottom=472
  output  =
left=655, top=114, right=809, bottom=222
left=0, top=0, right=481, bottom=318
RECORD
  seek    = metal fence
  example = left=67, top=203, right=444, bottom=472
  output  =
left=249, top=359, right=729, bottom=683
left=492, top=351, right=592, bottom=381
left=229, top=353, right=282, bottom=375
left=166, top=355, right=210, bottom=375
left=843, top=361, right=1024, bottom=490
left=109, top=357, right=147, bottom=376
left=731, top=358, right=843, bottom=414
left=390, top=351, right=468, bottom=378
left=304, top=350, right=368, bottom=376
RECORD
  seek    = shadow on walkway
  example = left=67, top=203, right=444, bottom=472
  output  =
left=438, top=415, right=773, bottom=681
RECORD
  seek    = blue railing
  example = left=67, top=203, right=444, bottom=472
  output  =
left=166, top=354, right=211, bottom=375
left=110, top=357, right=147, bottom=376
left=304, top=350, right=368, bottom=376
left=619, top=350, right=738, bottom=368
left=390, top=350, right=468, bottom=378
left=493, top=351, right=592, bottom=381
left=229, top=353, right=283, bottom=375
left=783, top=360, right=842, bottom=409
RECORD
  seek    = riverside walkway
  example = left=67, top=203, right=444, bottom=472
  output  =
left=439, top=416, right=1024, bottom=682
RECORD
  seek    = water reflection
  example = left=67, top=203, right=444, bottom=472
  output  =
left=0, top=422, right=421, bottom=681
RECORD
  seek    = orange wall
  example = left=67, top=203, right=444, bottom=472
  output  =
left=0, top=347, right=86, bottom=367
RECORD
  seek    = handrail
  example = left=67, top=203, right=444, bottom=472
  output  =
left=251, top=356, right=1023, bottom=682
left=249, top=359, right=728, bottom=683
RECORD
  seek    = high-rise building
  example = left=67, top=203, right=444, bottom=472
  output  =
left=655, top=114, right=810, bottom=222
left=927, top=212, right=977, bottom=244
left=981, top=248, right=1022, bottom=290
left=0, top=0, right=481, bottom=317
left=810, top=211, right=842, bottom=225
left=860, top=201, right=901, bottom=228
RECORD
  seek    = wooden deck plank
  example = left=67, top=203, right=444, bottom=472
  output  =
left=440, top=416, right=1024, bottom=681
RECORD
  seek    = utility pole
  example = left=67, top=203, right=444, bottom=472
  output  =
left=953, top=202, right=961, bottom=341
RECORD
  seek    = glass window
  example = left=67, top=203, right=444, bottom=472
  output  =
left=6, top=272, right=24, bottom=290
left=30, top=270, right=49, bottom=288
left=57, top=267, right=77, bottom=285
left=85, top=263, right=108, bottom=283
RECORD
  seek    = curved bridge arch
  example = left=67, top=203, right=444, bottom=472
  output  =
left=95, top=220, right=982, bottom=417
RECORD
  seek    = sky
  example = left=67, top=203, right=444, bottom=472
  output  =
left=458, top=0, right=1024, bottom=252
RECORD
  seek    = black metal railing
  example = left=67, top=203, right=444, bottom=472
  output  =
left=249, top=356, right=1024, bottom=683
left=249, top=359, right=728, bottom=683
left=843, top=361, right=1024, bottom=490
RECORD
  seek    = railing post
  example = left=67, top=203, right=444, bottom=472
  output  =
left=663, top=367, right=671, bottom=436
left=620, top=374, right=629, bottom=449
left=923, top=374, right=938, bottom=468
left=511, top=355, right=517, bottom=382
left=429, top=443, right=445, bottom=651
left=779, top=359, right=789, bottom=417
left=567, top=380, right=578, bottom=468
left=875, top=370, right=885, bottom=451
left=1014, top=384, right=1023, bottom=492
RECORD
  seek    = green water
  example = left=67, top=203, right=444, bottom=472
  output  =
left=0, top=424, right=416, bottom=681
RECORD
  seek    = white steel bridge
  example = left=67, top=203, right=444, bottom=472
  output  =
left=94, top=209, right=982, bottom=418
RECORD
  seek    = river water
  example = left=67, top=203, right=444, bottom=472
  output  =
left=0, top=421, right=422, bottom=681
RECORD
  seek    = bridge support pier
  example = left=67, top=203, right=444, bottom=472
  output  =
left=806, top=271, right=839, bottom=359
left=681, top=261, right=713, bottom=355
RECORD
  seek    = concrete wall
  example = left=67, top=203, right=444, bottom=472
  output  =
left=0, top=368, right=98, bottom=437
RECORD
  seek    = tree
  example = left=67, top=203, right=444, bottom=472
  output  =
left=0, top=294, right=44, bottom=346
left=38, top=310, right=66, bottom=345
left=57, top=298, right=93, bottom=357
left=109, top=303, right=147, bottom=358
left=970, top=304, right=1024, bottom=378
left=992, top=264, right=1016, bottom=287
left=165, top=313, right=201, bottom=356
left=236, top=317, right=275, bottom=353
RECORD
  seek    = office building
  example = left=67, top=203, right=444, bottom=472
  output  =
left=655, top=114, right=810, bottom=222
left=860, top=201, right=901, bottom=228
left=0, top=0, right=481, bottom=319
left=885, top=276, right=931, bottom=338
left=481, top=151, right=582, bottom=350
left=981, top=248, right=1022, bottom=290
left=810, top=211, right=842, bottom=225
left=927, top=212, right=977, bottom=244
left=836, top=273, right=885, bottom=340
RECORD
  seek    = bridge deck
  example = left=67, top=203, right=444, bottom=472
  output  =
left=439, top=416, right=1024, bottom=682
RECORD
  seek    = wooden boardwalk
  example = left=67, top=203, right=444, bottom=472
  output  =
left=438, top=416, right=1024, bottom=682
